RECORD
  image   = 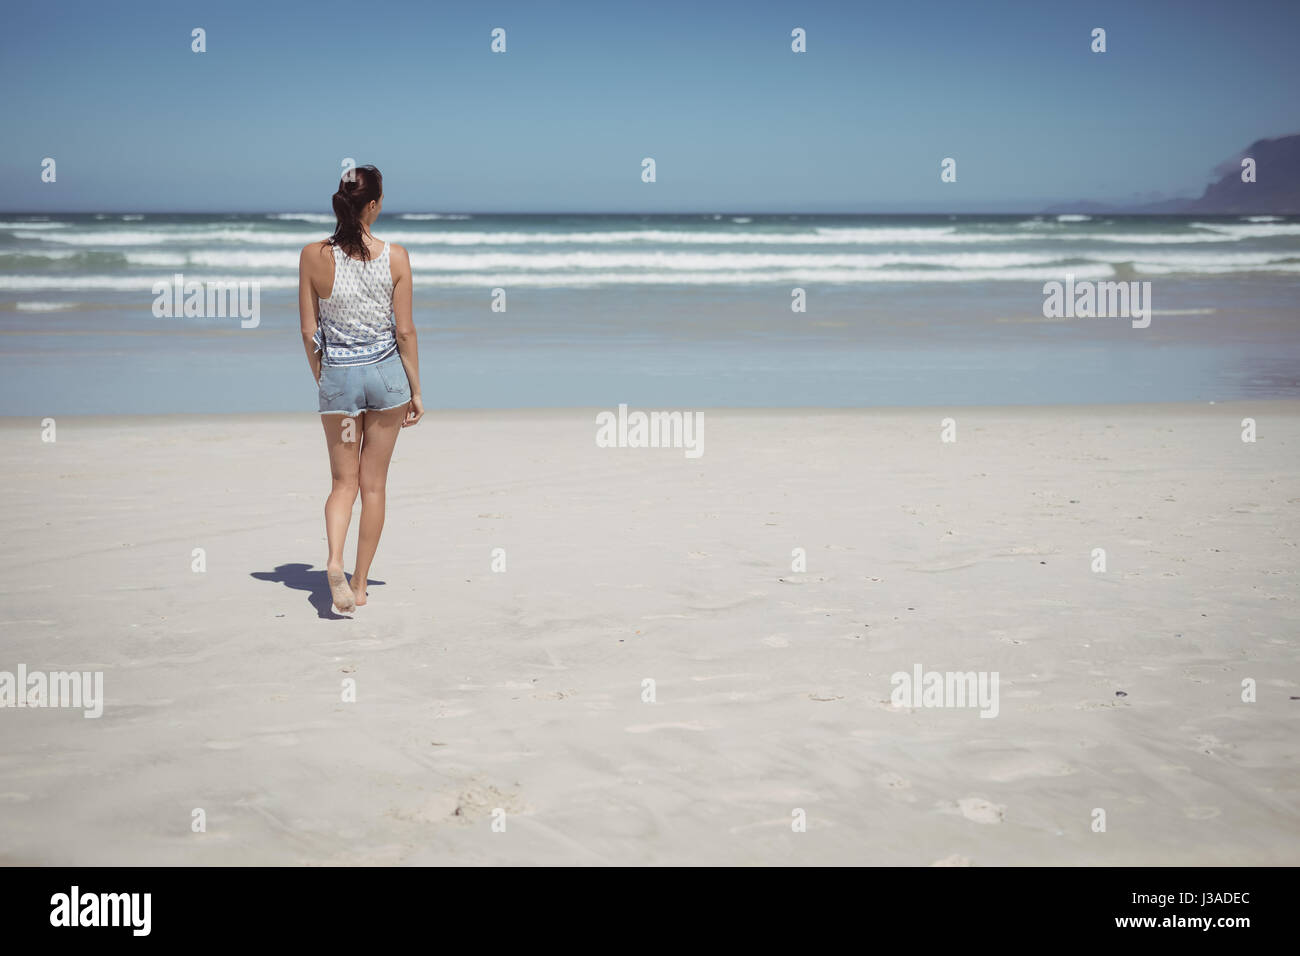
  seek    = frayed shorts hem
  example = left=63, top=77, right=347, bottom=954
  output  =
left=319, top=399, right=410, bottom=417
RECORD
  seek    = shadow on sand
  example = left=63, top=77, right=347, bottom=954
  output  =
left=251, top=563, right=384, bottom=620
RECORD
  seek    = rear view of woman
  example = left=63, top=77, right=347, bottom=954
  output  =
left=298, top=165, right=424, bottom=613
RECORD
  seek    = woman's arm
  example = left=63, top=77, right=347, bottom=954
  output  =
left=298, top=243, right=324, bottom=383
left=391, top=243, right=424, bottom=426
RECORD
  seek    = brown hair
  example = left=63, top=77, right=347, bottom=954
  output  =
left=328, top=165, right=383, bottom=260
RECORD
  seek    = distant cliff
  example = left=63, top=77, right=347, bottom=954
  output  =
left=1048, top=133, right=1300, bottom=214
left=1182, top=134, right=1300, bottom=213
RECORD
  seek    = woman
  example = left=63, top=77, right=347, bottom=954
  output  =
left=299, top=165, right=424, bottom=613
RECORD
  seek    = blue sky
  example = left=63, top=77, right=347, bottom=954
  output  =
left=2, top=0, right=1298, bottom=212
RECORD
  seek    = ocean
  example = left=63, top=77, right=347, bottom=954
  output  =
left=1, top=212, right=1298, bottom=413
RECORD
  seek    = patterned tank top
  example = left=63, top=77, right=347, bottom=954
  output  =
left=314, top=241, right=397, bottom=366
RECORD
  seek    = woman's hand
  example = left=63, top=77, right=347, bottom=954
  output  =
left=403, top=394, right=425, bottom=427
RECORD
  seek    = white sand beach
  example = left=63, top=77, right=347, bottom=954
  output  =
left=0, top=403, right=1296, bottom=866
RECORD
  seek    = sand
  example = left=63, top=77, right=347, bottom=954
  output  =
left=0, top=402, right=1296, bottom=865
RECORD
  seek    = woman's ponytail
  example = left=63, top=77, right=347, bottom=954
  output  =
left=327, top=165, right=383, bottom=260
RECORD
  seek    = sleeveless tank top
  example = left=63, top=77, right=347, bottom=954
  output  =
left=314, top=241, right=397, bottom=366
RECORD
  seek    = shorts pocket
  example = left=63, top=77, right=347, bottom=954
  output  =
left=378, top=361, right=408, bottom=394
left=318, top=367, right=346, bottom=402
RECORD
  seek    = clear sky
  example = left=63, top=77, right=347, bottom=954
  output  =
left=3, top=0, right=1298, bottom=212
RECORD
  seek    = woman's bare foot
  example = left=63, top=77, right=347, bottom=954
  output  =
left=351, top=577, right=368, bottom=606
left=327, top=568, right=355, bottom=613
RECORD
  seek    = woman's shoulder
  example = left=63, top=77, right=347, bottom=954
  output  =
left=386, top=241, right=410, bottom=267
left=300, top=239, right=334, bottom=260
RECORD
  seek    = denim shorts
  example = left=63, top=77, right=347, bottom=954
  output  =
left=318, top=354, right=412, bottom=416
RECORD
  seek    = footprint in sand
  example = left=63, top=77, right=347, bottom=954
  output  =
left=876, top=773, right=917, bottom=802
left=389, top=781, right=527, bottom=826
left=1184, top=806, right=1221, bottom=820
left=1193, top=734, right=1232, bottom=755
left=956, top=797, right=1005, bottom=824
left=452, top=782, right=528, bottom=822
left=533, top=689, right=576, bottom=700
left=931, top=854, right=973, bottom=866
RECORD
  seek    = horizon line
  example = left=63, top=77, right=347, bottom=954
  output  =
left=4, top=208, right=1260, bottom=218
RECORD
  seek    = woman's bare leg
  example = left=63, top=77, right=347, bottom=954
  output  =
left=321, top=413, right=363, bottom=611
left=351, top=405, right=405, bottom=605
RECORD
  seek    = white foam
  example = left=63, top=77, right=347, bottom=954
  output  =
left=119, top=249, right=1078, bottom=271
left=1129, top=262, right=1300, bottom=275
left=267, top=213, right=335, bottom=223
left=10, top=228, right=347, bottom=246
left=17, top=223, right=1293, bottom=249
left=0, top=249, right=82, bottom=260
left=123, top=252, right=204, bottom=267
left=0, top=221, right=67, bottom=230
left=397, top=265, right=1120, bottom=287
left=15, top=301, right=78, bottom=311
left=9, top=246, right=1296, bottom=289
left=398, top=213, right=473, bottom=220
left=0, top=266, right=1120, bottom=292
left=1046, top=231, right=1272, bottom=244
left=118, top=247, right=1300, bottom=272
left=1109, top=250, right=1297, bottom=267
left=1189, top=221, right=1300, bottom=238
left=397, top=250, right=1078, bottom=271
left=6, top=225, right=1017, bottom=247
left=0, top=275, right=298, bottom=291
left=1056, top=214, right=1092, bottom=222
left=11, top=257, right=1300, bottom=291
